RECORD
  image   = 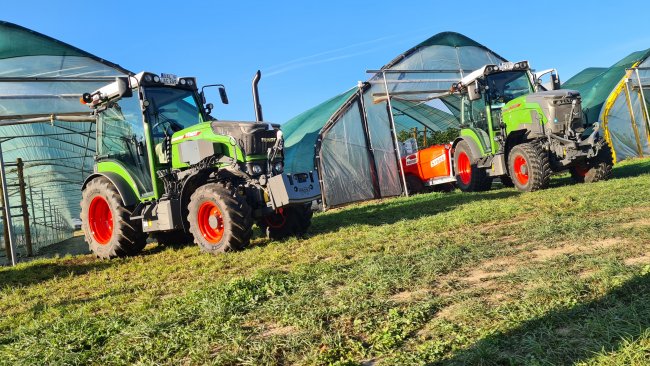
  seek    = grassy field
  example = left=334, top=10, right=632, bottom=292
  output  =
left=1, top=159, right=650, bottom=365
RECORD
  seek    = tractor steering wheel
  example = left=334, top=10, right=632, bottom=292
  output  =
left=151, top=119, right=183, bottom=137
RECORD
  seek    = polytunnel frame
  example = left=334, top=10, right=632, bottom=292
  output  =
left=0, top=76, right=109, bottom=266
left=369, top=69, right=462, bottom=195
left=313, top=68, right=467, bottom=209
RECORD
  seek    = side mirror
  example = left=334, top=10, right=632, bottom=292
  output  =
left=467, top=80, right=482, bottom=101
left=218, top=86, right=229, bottom=105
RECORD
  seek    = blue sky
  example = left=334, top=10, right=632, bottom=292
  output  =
left=4, top=1, right=650, bottom=123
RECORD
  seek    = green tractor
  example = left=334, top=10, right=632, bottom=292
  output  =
left=450, top=61, right=613, bottom=192
left=79, top=71, right=320, bottom=258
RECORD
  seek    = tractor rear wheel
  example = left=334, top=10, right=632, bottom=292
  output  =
left=258, top=204, right=313, bottom=240
left=187, top=183, right=252, bottom=254
left=80, top=177, right=147, bottom=258
left=570, top=145, right=613, bottom=183
left=454, top=140, right=492, bottom=192
left=507, top=142, right=551, bottom=192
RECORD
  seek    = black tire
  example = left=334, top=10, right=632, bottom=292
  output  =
left=187, top=183, right=252, bottom=254
left=405, top=174, right=425, bottom=195
left=432, top=182, right=456, bottom=192
left=507, top=142, right=551, bottom=192
left=499, top=175, right=515, bottom=188
left=80, top=177, right=147, bottom=258
left=570, top=144, right=613, bottom=184
left=258, top=205, right=313, bottom=240
left=151, top=230, right=193, bottom=246
left=454, top=140, right=492, bottom=192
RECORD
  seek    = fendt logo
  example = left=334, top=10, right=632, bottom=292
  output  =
left=260, top=137, right=277, bottom=143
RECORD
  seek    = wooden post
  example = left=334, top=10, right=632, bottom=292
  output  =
left=0, top=184, right=9, bottom=259
left=16, top=158, right=32, bottom=256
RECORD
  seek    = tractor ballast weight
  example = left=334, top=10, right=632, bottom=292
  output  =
left=80, top=71, right=320, bottom=258
left=450, top=61, right=612, bottom=192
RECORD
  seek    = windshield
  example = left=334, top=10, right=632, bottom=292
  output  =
left=143, top=87, right=204, bottom=136
left=485, top=71, right=533, bottom=105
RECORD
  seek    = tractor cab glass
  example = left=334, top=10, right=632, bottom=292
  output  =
left=96, top=89, right=154, bottom=196
left=142, top=87, right=205, bottom=164
left=485, top=71, right=533, bottom=106
left=485, top=71, right=533, bottom=135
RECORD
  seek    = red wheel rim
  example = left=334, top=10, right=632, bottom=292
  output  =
left=88, top=196, right=113, bottom=245
left=264, top=208, right=287, bottom=229
left=197, top=201, right=224, bottom=244
left=574, top=164, right=589, bottom=177
left=457, top=151, right=472, bottom=185
left=513, top=155, right=529, bottom=185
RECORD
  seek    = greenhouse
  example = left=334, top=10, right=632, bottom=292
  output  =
left=0, top=21, right=131, bottom=264
left=563, top=50, right=650, bottom=162
left=282, top=32, right=506, bottom=208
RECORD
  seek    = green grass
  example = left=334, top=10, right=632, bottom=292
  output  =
left=2, top=158, right=650, bottom=365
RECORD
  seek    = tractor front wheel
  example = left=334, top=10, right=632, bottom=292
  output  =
left=454, top=140, right=492, bottom=192
left=188, top=183, right=252, bottom=254
left=570, top=145, right=613, bottom=183
left=507, top=142, right=550, bottom=192
left=258, top=204, right=313, bottom=240
left=80, top=177, right=147, bottom=258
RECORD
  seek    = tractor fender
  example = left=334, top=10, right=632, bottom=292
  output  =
left=178, top=169, right=212, bottom=232
left=82, top=172, right=139, bottom=207
left=452, top=137, right=482, bottom=161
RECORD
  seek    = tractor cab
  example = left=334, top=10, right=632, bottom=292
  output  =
left=83, top=72, right=223, bottom=199
left=455, top=61, right=535, bottom=153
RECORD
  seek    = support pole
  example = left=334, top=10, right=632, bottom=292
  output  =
left=48, top=198, right=53, bottom=242
left=0, top=142, right=17, bottom=265
left=382, top=71, right=409, bottom=197
left=0, top=184, right=10, bottom=261
left=27, top=176, right=38, bottom=249
left=40, top=189, right=47, bottom=244
left=16, top=158, right=32, bottom=256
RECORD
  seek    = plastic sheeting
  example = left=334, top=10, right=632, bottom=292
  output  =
left=0, top=21, right=130, bottom=254
left=283, top=32, right=505, bottom=208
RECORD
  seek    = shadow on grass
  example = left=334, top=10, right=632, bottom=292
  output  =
left=611, top=158, right=650, bottom=179
left=0, top=257, right=113, bottom=289
left=438, top=272, right=650, bottom=365
left=311, top=190, right=520, bottom=236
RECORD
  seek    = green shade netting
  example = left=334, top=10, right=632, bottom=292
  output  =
left=563, top=50, right=650, bottom=125
left=0, top=21, right=130, bottom=253
left=282, top=88, right=356, bottom=173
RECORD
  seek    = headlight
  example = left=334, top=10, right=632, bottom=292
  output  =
left=273, top=161, right=284, bottom=173
left=251, top=165, right=263, bottom=174
left=153, top=75, right=160, bottom=83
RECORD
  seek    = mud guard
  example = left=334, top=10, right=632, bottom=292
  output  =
left=82, top=172, right=139, bottom=207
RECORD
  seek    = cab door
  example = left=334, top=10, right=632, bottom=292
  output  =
left=96, top=89, right=154, bottom=198
left=461, top=95, right=492, bottom=154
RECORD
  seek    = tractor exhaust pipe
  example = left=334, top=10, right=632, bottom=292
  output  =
left=252, top=70, right=263, bottom=122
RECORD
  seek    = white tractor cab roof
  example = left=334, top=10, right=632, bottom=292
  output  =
left=458, top=61, right=530, bottom=88
left=81, top=72, right=199, bottom=108
left=451, top=61, right=561, bottom=97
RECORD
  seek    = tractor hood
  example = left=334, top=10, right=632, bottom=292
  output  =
left=211, top=121, right=281, bottom=156
left=502, top=90, right=583, bottom=135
